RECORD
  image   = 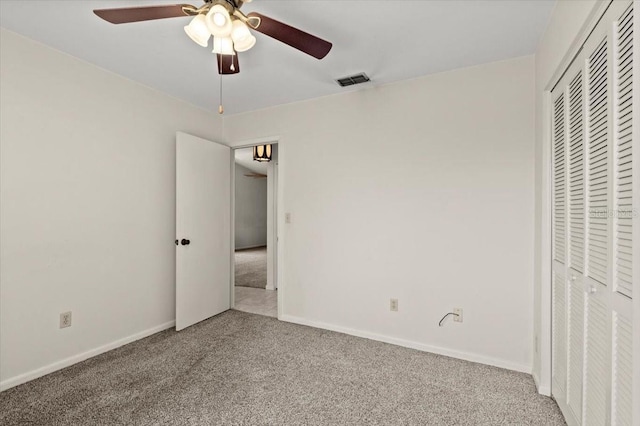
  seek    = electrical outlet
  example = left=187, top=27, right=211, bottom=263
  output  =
left=453, top=308, right=463, bottom=323
left=390, top=298, right=398, bottom=312
left=60, top=311, right=72, bottom=329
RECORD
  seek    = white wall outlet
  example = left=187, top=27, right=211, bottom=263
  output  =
left=390, top=298, right=398, bottom=312
left=453, top=308, right=463, bottom=323
left=60, top=311, right=72, bottom=329
left=285, top=212, right=292, bottom=224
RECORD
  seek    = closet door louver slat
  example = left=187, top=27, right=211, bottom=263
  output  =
left=552, top=272, right=567, bottom=396
left=584, top=296, right=609, bottom=425
left=567, top=275, right=584, bottom=422
left=615, top=4, right=633, bottom=299
left=569, top=70, right=586, bottom=274
left=587, top=38, right=609, bottom=286
left=554, top=92, right=567, bottom=265
left=612, top=314, right=633, bottom=426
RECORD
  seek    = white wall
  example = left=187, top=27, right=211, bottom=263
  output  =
left=224, top=56, right=536, bottom=371
left=0, top=29, right=221, bottom=389
left=235, top=163, right=267, bottom=249
left=532, top=0, right=600, bottom=394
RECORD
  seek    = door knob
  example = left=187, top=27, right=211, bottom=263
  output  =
left=181, top=239, right=190, bottom=246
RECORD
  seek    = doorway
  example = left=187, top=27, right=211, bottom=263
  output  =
left=232, top=144, right=278, bottom=317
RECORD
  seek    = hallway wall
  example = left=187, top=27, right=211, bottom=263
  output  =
left=235, top=163, right=268, bottom=250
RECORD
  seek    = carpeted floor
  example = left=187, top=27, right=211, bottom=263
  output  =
left=0, top=311, right=565, bottom=425
left=235, top=287, right=277, bottom=317
left=235, top=247, right=267, bottom=289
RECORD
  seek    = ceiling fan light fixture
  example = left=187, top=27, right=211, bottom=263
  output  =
left=231, top=20, right=256, bottom=52
left=184, top=14, right=211, bottom=47
left=213, top=36, right=236, bottom=56
left=205, top=4, right=233, bottom=37
left=233, top=36, right=256, bottom=52
left=231, top=20, right=251, bottom=43
left=253, top=145, right=272, bottom=162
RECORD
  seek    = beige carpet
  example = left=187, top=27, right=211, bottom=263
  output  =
left=0, top=310, right=565, bottom=425
left=235, top=246, right=267, bottom=289
left=234, top=286, right=277, bottom=317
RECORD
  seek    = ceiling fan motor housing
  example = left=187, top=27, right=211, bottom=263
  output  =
left=206, top=0, right=248, bottom=12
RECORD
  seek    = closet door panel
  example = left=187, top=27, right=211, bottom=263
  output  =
left=567, top=57, right=587, bottom=425
left=551, top=83, right=569, bottom=402
left=583, top=18, right=613, bottom=425
left=611, top=3, right=634, bottom=425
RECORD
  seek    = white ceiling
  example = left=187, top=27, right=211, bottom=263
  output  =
left=0, top=0, right=554, bottom=115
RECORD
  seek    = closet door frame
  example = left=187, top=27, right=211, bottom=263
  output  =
left=542, top=0, right=638, bottom=423
left=540, top=0, right=613, bottom=398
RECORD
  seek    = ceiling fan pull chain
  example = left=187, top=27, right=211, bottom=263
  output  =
left=219, top=56, right=224, bottom=114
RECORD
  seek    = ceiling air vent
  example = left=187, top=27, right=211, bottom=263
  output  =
left=336, top=73, right=370, bottom=87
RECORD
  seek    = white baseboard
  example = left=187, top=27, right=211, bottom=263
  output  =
left=280, top=315, right=531, bottom=374
left=532, top=372, right=551, bottom=396
left=0, top=320, right=175, bottom=392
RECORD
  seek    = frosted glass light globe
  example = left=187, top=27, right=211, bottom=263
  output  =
left=205, top=4, right=232, bottom=37
left=184, top=15, right=211, bottom=47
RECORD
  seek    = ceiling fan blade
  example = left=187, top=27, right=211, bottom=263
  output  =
left=94, top=4, right=195, bottom=24
left=247, top=12, right=332, bottom=60
left=217, top=54, right=240, bottom=75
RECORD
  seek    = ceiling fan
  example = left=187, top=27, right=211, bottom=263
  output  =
left=93, top=0, right=333, bottom=77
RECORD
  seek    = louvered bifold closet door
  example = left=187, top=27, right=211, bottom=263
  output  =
left=551, top=2, right=636, bottom=425
left=567, top=62, right=586, bottom=425
left=611, top=3, right=634, bottom=426
left=583, top=18, right=612, bottom=425
left=551, top=84, right=568, bottom=402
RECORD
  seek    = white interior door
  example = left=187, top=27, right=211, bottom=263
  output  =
left=266, top=158, right=278, bottom=290
left=176, top=132, right=231, bottom=331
